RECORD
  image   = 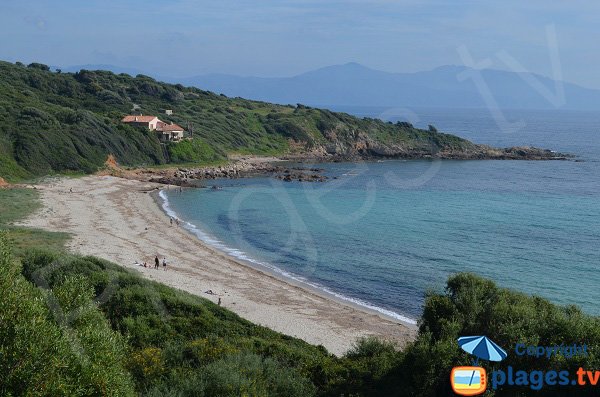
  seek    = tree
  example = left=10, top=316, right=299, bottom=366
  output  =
left=27, top=63, right=50, bottom=71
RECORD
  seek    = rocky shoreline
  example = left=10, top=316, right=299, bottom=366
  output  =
left=104, top=156, right=330, bottom=187
left=109, top=146, right=571, bottom=188
left=147, top=163, right=328, bottom=186
left=283, top=145, right=572, bottom=162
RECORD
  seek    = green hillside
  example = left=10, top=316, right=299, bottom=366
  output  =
left=0, top=61, right=480, bottom=181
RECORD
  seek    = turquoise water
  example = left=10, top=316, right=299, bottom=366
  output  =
left=162, top=109, right=600, bottom=321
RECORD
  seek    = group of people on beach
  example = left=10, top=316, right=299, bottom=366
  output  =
left=139, top=217, right=182, bottom=271
left=141, top=256, right=168, bottom=271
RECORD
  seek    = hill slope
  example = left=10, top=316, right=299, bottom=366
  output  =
left=4, top=233, right=600, bottom=396
left=0, top=61, right=558, bottom=181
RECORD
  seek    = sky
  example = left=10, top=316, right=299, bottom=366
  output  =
left=1, top=0, right=599, bottom=88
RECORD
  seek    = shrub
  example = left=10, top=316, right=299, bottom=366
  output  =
left=0, top=234, right=136, bottom=396
left=168, top=138, right=222, bottom=164
left=27, top=62, right=50, bottom=71
left=128, top=347, right=166, bottom=379
left=182, top=337, right=239, bottom=366
left=395, top=273, right=600, bottom=397
left=201, top=352, right=316, bottom=397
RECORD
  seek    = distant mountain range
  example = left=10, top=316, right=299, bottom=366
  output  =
left=61, top=62, right=600, bottom=110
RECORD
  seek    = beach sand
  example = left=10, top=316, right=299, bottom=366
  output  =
left=20, top=175, right=416, bottom=355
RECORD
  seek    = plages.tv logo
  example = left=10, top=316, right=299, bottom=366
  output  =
left=451, top=336, right=508, bottom=396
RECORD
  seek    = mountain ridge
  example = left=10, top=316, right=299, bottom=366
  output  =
left=176, top=63, right=600, bottom=110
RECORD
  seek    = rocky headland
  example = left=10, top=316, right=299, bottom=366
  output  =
left=105, top=144, right=571, bottom=188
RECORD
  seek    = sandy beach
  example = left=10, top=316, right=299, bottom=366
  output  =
left=20, top=175, right=416, bottom=355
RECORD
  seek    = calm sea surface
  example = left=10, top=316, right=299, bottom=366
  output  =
left=162, top=108, right=600, bottom=321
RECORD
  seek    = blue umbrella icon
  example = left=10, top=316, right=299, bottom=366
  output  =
left=458, top=335, right=507, bottom=363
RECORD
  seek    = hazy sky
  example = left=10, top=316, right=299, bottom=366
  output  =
left=1, top=0, right=599, bottom=88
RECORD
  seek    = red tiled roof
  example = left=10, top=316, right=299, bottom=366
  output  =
left=121, top=115, right=158, bottom=123
left=157, top=122, right=184, bottom=132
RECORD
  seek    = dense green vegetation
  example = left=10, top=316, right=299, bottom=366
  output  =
left=3, top=237, right=600, bottom=396
left=0, top=61, right=475, bottom=181
left=399, top=274, right=600, bottom=396
left=0, top=234, right=135, bottom=396
left=1, top=237, right=399, bottom=396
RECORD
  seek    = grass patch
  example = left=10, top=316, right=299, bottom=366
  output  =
left=0, top=187, right=69, bottom=256
left=0, top=188, right=40, bottom=224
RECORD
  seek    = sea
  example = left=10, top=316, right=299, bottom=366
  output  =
left=160, top=108, right=600, bottom=323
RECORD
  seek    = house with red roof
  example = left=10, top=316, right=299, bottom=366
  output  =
left=121, top=115, right=160, bottom=130
left=122, top=114, right=185, bottom=142
left=156, top=121, right=185, bottom=142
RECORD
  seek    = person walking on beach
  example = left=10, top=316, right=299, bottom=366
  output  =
left=162, top=257, right=167, bottom=271
left=154, top=256, right=159, bottom=269
left=170, top=217, right=173, bottom=226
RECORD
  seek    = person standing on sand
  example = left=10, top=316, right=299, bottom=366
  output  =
left=170, top=217, right=173, bottom=226
left=163, top=257, right=167, bottom=271
left=155, top=256, right=159, bottom=269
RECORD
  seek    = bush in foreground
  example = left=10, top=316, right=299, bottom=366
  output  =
left=4, top=235, right=600, bottom=396
left=19, top=248, right=323, bottom=396
left=0, top=233, right=135, bottom=396
left=395, top=273, right=600, bottom=396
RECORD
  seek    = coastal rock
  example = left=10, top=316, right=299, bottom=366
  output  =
left=284, top=124, right=571, bottom=161
left=127, top=142, right=568, bottom=189
left=148, top=177, right=198, bottom=187
left=136, top=160, right=329, bottom=187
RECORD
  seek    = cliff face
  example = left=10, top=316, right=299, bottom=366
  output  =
left=288, top=125, right=564, bottom=161
left=0, top=61, right=565, bottom=181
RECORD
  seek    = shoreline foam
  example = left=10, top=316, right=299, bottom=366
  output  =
left=157, top=188, right=417, bottom=326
